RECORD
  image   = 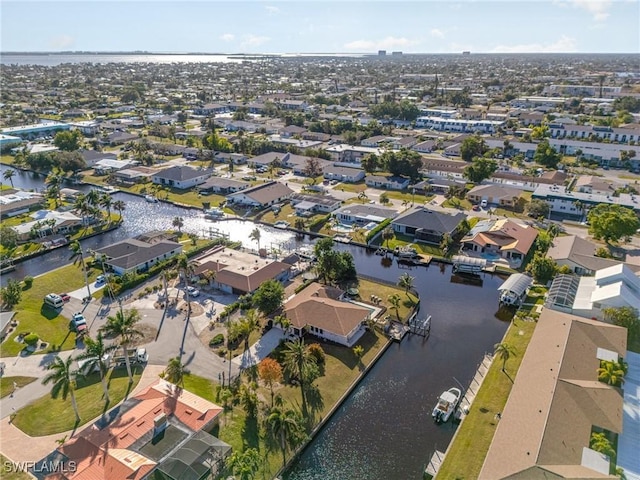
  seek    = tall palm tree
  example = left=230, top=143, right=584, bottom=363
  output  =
left=597, top=360, right=627, bottom=386
left=172, top=216, right=184, bottom=233
left=282, top=339, right=317, bottom=415
left=99, top=193, right=112, bottom=223
left=265, top=404, right=305, bottom=464
left=382, top=226, right=394, bottom=248
left=76, top=333, right=117, bottom=403
left=3, top=169, right=15, bottom=187
left=113, top=199, right=126, bottom=221
left=388, top=293, right=401, bottom=320
left=42, top=355, right=81, bottom=423
left=164, top=356, right=185, bottom=388
left=69, top=240, right=91, bottom=300
left=398, top=273, right=415, bottom=298
left=100, top=308, right=143, bottom=383
left=86, top=188, right=101, bottom=207
left=494, top=342, right=517, bottom=372
left=45, top=171, right=63, bottom=208
left=358, top=191, right=369, bottom=204
left=239, top=309, right=261, bottom=352
left=177, top=254, right=196, bottom=318
left=249, top=227, right=261, bottom=252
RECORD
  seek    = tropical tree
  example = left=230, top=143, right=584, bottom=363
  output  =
left=258, top=358, right=283, bottom=407
left=225, top=448, right=261, bottom=480
left=99, top=193, right=113, bottom=223
left=69, top=240, right=92, bottom=300
left=265, top=404, right=306, bottom=464
left=249, top=227, right=261, bottom=251
left=100, top=308, right=143, bottom=383
left=294, top=218, right=306, bottom=232
left=42, top=355, right=81, bottom=423
left=252, top=279, right=284, bottom=315
left=463, top=157, right=498, bottom=184
left=113, top=199, right=126, bottom=221
left=597, top=360, right=627, bottom=387
left=357, top=191, right=369, bottom=204
left=2, top=169, right=15, bottom=187
left=0, top=279, right=22, bottom=308
left=388, top=293, right=401, bottom=320
left=45, top=171, right=63, bottom=207
left=603, top=306, right=640, bottom=344
left=494, top=342, right=517, bottom=372
left=382, top=226, right=394, bottom=248
left=76, top=333, right=117, bottom=403
left=164, top=356, right=186, bottom=388
left=588, top=204, right=640, bottom=243
left=239, top=309, right=261, bottom=352
left=282, top=339, right=318, bottom=414
left=398, top=272, right=415, bottom=297
left=172, top=216, right=184, bottom=233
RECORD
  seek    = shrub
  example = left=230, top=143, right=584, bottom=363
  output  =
left=307, top=343, right=325, bottom=364
left=24, top=333, right=39, bottom=346
left=23, top=276, right=34, bottom=288
left=209, top=334, right=225, bottom=347
left=217, top=347, right=227, bottom=358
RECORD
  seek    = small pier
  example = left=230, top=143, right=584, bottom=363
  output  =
left=457, top=353, right=494, bottom=420
left=425, top=450, right=445, bottom=478
left=333, top=235, right=352, bottom=244
left=202, top=226, right=230, bottom=240
left=408, top=314, right=431, bottom=337
left=385, top=320, right=409, bottom=341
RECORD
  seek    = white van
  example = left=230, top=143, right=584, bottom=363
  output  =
left=480, top=199, right=488, bottom=208
left=44, top=293, right=64, bottom=309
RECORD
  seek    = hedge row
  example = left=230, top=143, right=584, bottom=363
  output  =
left=366, top=218, right=392, bottom=243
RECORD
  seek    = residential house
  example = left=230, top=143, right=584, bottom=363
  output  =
left=290, top=193, right=342, bottom=216
left=547, top=235, right=640, bottom=276
left=391, top=207, right=466, bottom=245
left=194, top=246, right=291, bottom=295
left=198, top=177, right=250, bottom=195
left=532, top=184, right=640, bottom=218
left=100, top=131, right=138, bottom=146
left=280, top=125, right=307, bottom=138
left=391, top=137, right=418, bottom=150
left=151, top=166, right=213, bottom=190
left=421, top=158, right=466, bottom=179
left=11, top=210, right=84, bottom=242
left=549, top=123, right=640, bottom=144
left=78, top=149, right=117, bottom=168
left=546, top=264, right=640, bottom=319
left=412, top=140, right=436, bottom=154
left=226, top=181, right=293, bottom=208
left=0, top=311, right=15, bottom=341
left=466, top=184, right=524, bottom=208
left=323, top=166, right=366, bottom=183
left=70, top=120, right=101, bottom=135
left=94, top=232, right=183, bottom=276
left=214, top=152, right=247, bottom=165
left=193, top=103, right=228, bottom=115
left=325, top=144, right=382, bottom=164
left=333, top=204, right=398, bottom=226
left=0, top=189, right=46, bottom=218
left=574, top=175, right=615, bottom=196
left=283, top=283, right=372, bottom=347
left=112, top=166, right=156, bottom=185
left=415, top=116, right=505, bottom=134
left=479, top=309, right=626, bottom=480
left=35, top=379, right=229, bottom=480
left=461, top=219, right=538, bottom=264
left=277, top=99, right=308, bottom=111
left=361, top=135, right=397, bottom=147
left=365, top=175, right=411, bottom=190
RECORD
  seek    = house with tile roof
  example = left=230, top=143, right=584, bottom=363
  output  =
left=283, top=283, right=372, bottom=347
left=225, top=181, right=293, bottom=208
left=461, top=219, right=538, bottom=265
left=479, top=309, right=626, bottom=479
left=36, top=379, right=228, bottom=480
left=392, top=207, right=466, bottom=245
left=151, top=166, right=213, bottom=190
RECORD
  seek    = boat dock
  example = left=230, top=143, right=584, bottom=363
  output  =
left=425, top=450, right=446, bottom=478
left=386, top=320, right=409, bottom=341
left=457, top=353, right=494, bottom=420
left=333, top=235, right=352, bottom=244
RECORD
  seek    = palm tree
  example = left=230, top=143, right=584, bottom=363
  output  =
left=249, top=227, right=261, bottom=252
left=172, top=216, right=184, bottom=233
left=76, top=333, right=117, bottom=403
left=3, top=169, right=15, bottom=187
left=382, top=226, right=394, bottom=248
left=69, top=240, right=92, bottom=300
left=45, top=171, right=63, bottom=208
left=164, top=357, right=185, bottom=388
left=265, top=404, right=305, bottom=464
left=100, top=308, right=143, bottom=383
left=42, top=355, right=81, bottom=423
left=494, top=342, right=517, bottom=372
left=225, top=448, right=260, bottom=480
left=113, top=199, right=126, bottom=221
left=597, top=360, right=627, bottom=386
left=86, top=188, right=101, bottom=207
left=358, top=191, right=369, bottom=204
left=282, top=339, right=317, bottom=415
left=388, top=293, right=401, bottom=320
left=238, top=309, right=261, bottom=352
left=294, top=218, right=306, bottom=232
left=398, top=272, right=415, bottom=298
left=99, top=193, right=112, bottom=223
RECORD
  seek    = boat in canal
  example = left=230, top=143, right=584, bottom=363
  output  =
left=144, top=195, right=158, bottom=203
left=274, top=220, right=290, bottom=229
left=394, top=245, right=419, bottom=258
left=432, top=387, right=462, bottom=424
left=204, top=208, right=225, bottom=219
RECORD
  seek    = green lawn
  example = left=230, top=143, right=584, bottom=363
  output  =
left=1, top=154, right=17, bottom=166
left=0, top=264, right=102, bottom=357
left=12, top=366, right=143, bottom=436
left=337, top=182, right=367, bottom=193
left=442, top=198, right=473, bottom=210
left=435, top=320, right=537, bottom=479
left=0, top=454, right=31, bottom=480
left=380, top=233, right=445, bottom=257
left=355, top=278, right=417, bottom=321
left=0, top=376, right=37, bottom=398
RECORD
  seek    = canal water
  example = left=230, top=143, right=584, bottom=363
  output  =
left=3, top=167, right=509, bottom=479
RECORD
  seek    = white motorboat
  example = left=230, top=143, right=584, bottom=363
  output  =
left=145, top=195, right=158, bottom=203
left=273, top=221, right=290, bottom=229
left=432, top=387, right=462, bottom=423
left=204, top=208, right=224, bottom=219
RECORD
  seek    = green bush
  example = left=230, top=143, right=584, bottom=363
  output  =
left=24, top=333, right=39, bottom=346
left=308, top=343, right=325, bottom=364
left=209, top=334, right=225, bottom=347
left=23, top=276, right=34, bottom=288
left=366, top=218, right=392, bottom=243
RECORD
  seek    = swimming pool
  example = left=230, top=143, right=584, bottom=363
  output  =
left=333, top=223, right=354, bottom=233
left=481, top=252, right=501, bottom=261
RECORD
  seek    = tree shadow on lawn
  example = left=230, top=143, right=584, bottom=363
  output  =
left=305, top=383, right=324, bottom=423
left=321, top=330, right=379, bottom=370
left=241, top=415, right=260, bottom=450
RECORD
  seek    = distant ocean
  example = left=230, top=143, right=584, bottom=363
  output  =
left=0, top=52, right=367, bottom=66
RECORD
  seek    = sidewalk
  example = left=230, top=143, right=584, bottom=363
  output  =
left=232, top=327, right=285, bottom=369
left=0, top=364, right=164, bottom=464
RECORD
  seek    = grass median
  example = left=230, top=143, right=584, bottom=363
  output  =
left=435, top=319, right=537, bottom=479
left=13, top=366, right=143, bottom=437
left=0, top=376, right=37, bottom=398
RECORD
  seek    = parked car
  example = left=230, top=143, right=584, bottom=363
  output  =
left=472, top=205, right=480, bottom=211
left=96, top=274, right=106, bottom=284
left=71, top=313, right=88, bottom=334
left=60, top=293, right=71, bottom=302
left=186, top=286, right=200, bottom=297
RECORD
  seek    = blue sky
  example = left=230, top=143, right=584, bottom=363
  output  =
left=1, top=0, right=638, bottom=53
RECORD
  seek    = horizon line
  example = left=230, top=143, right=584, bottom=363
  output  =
left=1, top=50, right=638, bottom=55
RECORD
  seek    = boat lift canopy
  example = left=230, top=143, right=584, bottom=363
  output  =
left=452, top=255, right=487, bottom=268
left=498, top=273, right=533, bottom=298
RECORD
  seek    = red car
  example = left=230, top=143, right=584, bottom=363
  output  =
left=472, top=205, right=480, bottom=211
left=60, top=293, right=71, bottom=302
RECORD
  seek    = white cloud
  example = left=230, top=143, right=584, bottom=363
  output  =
left=241, top=34, right=270, bottom=48
left=265, top=5, right=279, bottom=15
left=430, top=29, right=445, bottom=39
left=490, top=35, right=578, bottom=53
left=344, top=36, right=419, bottom=51
left=220, top=33, right=235, bottom=42
left=556, top=0, right=612, bottom=21
left=49, top=34, right=74, bottom=49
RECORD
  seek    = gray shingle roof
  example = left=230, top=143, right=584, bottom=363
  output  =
left=392, top=207, right=466, bottom=234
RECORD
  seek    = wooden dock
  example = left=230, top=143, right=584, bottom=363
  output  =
left=425, top=450, right=446, bottom=478
left=387, top=320, right=409, bottom=341
left=457, top=353, right=494, bottom=420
